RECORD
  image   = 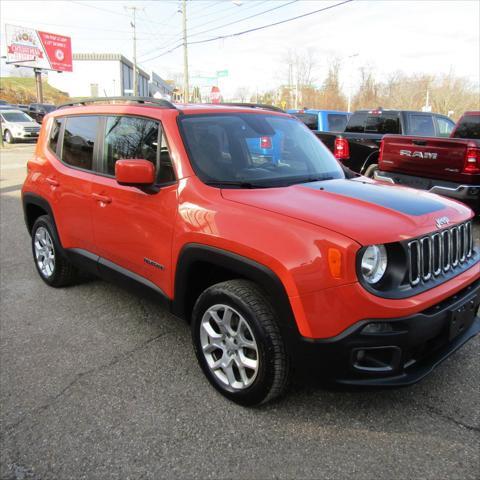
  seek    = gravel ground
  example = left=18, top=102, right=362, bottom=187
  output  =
left=1, top=144, right=479, bottom=480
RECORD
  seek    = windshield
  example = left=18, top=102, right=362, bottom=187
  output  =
left=1, top=111, right=34, bottom=122
left=179, top=113, right=344, bottom=187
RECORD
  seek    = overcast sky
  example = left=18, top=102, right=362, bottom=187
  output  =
left=1, top=0, right=479, bottom=98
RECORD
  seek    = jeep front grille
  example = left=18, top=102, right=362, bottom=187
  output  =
left=407, top=221, right=474, bottom=286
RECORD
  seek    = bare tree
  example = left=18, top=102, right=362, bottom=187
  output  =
left=283, top=49, right=316, bottom=108
left=235, top=86, right=250, bottom=103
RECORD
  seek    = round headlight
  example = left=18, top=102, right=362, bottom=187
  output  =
left=361, top=245, right=388, bottom=284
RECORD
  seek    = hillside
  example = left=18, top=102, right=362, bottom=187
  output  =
left=0, top=77, right=69, bottom=105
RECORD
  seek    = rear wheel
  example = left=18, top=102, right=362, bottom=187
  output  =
left=192, top=279, right=290, bottom=406
left=4, top=130, right=14, bottom=144
left=31, top=215, right=82, bottom=287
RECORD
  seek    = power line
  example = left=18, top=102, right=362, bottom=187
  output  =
left=189, top=0, right=297, bottom=40
left=138, top=0, right=287, bottom=61
left=188, top=0, right=269, bottom=32
left=70, top=0, right=182, bottom=27
left=141, top=0, right=353, bottom=63
left=188, top=0, right=224, bottom=16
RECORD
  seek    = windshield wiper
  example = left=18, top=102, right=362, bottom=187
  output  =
left=285, top=175, right=336, bottom=185
left=205, top=180, right=275, bottom=189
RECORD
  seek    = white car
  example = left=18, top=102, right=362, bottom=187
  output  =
left=0, top=109, right=41, bottom=143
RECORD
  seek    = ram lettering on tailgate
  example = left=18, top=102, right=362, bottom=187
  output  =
left=400, top=149, right=438, bottom=160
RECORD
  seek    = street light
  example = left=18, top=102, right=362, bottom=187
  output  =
left=345, top=53, right=359, bottom=112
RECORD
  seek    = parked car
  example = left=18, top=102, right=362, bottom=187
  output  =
left=14, top=104, right=30, bottom=114
left=0, top=109, right=41, bottom=143
left=315, top=109, right=456, bottom=176
left=375, top=111, right=480, bottom=213
left=28, top=103, right=56, bottom=123
left=22, top=98, right=479, bottom=405
left=288, top=109, right=351, bottom=132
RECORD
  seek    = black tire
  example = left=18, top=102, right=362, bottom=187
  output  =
left=4, top=130, right=14, bottom=144
left=192, top=279, right=290, bottom=406
left=364, top=163, right=378, bottom=178
left=31, top=215, right=82, bottom=287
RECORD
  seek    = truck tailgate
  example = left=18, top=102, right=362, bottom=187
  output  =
left=380, top=135, right=478, bottom=184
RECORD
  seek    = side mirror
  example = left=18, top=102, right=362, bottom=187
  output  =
left=115, top=159, right=155, bottom=186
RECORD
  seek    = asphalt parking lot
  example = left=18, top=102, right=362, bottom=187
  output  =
left=1, top=144, right=479, bottom=480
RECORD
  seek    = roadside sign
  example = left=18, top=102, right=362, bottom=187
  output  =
left=5, top=24, right=72, bottom=72
left=210, top=86, right=221, bottom=103
left=216, top=70, right=228, bottom=78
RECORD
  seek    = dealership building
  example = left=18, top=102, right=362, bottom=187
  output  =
left=48, top=53, right=168, bottom=98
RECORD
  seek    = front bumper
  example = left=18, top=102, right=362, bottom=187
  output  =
left=16, top=131, right=39, bottom=139
left=292, top=279, right=480, bottom=386
left=374, top=170, right=480, bottom=203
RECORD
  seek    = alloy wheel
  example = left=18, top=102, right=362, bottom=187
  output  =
left=200, top=304, right=259, bottom=390
left=34, top=226, right=55, bottom=278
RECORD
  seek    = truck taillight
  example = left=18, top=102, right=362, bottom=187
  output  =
left=334, top=137, right=350, bottom=160
left=463, top=147, right=480, bottom=174
left=260, top=136, right=272, bottom=149
left=379, top=139, right=384, bottom=161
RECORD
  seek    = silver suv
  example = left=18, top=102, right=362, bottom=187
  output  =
left=0, top=109, right=41, bottom=143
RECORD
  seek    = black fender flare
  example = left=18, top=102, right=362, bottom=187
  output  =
left=22, top=192, right=57, bottom=236
left=173, top=244, right=301, bottom=347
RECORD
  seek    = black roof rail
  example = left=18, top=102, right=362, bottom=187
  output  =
left=214, top=102, right=285, bottom=113
left=58, top=96, right=179, bottom=111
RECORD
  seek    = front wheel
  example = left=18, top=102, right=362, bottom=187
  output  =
left=4, top=130, right=14, bottom=144
left=192, top=280, right=290, bottom=406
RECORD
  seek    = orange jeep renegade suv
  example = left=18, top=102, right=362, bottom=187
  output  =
left=22, top=98, right=479, bottom=405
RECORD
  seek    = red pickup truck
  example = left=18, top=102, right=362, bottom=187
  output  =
left=375, top=111, right=480, bottom=212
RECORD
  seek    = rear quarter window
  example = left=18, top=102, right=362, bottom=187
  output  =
left=48, top=117, right=63, bottom=155
left=452, top=115, right=480, bottom=139
left=293, top=113, right=318, bottom=130
left=327, top=114, right=348, bottom=132
left=345, top=112, right=367, bottom=133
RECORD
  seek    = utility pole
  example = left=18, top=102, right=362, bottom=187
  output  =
left=182, top=0, right=189, bottom=103
left=125, top=6, right=143, bottom=96
left=34, top=68, right=44, bottom=103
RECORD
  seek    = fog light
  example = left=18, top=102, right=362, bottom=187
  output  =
left=361, top=322, right=394, bottom=334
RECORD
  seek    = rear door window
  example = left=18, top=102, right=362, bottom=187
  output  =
left=365, top=113, right=400, bottom=134
left=452, top=115, right=480, bottom=139
left=327, top=114, right=348, bottom=132
left=62, top=116, right=99, bottom=171
left=407, top=114, right=435, bottom=136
